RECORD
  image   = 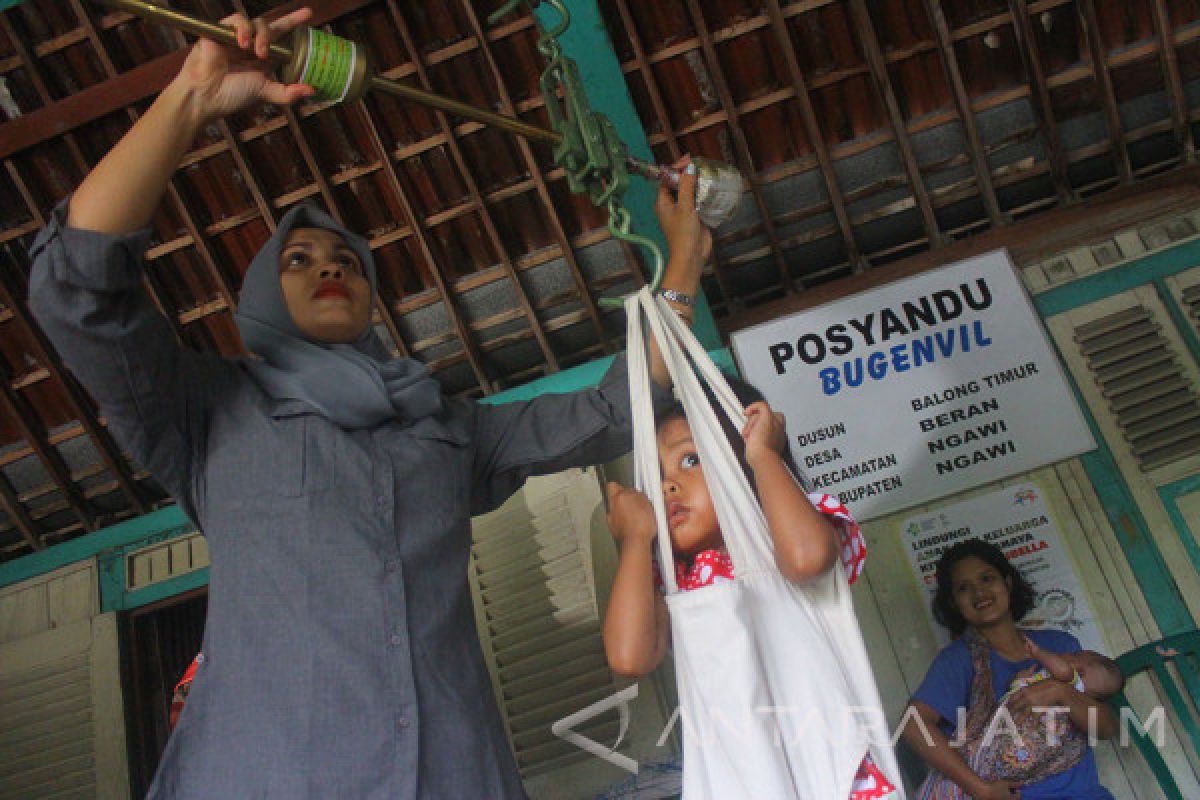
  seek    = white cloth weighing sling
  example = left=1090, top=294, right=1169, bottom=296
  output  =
left=625, top=288, right=904, bottom=799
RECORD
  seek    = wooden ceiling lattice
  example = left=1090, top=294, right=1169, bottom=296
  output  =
left=2, top=0, right=1200, bottom=560
left=602, top=0, right=1200, bottom=310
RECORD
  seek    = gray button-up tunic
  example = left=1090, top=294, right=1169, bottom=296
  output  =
left=29, top=205, right=667, bottom=799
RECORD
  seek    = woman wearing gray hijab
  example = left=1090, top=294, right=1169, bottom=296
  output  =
left=29, top=9, right=709, bottom=799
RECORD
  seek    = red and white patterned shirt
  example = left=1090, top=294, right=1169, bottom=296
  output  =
left=666, top=492, right=866, bottom=591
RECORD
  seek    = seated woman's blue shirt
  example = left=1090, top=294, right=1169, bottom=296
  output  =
left=912, top=628, right=1114, bottom=799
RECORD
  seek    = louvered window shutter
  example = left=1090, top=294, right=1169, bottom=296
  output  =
left=0, top=564, right=128, bottom=799
left=469, top=468, right=623, bottom=781
left=1072, top=304, right=1200, bottom=471
left=1184, top=283, right=1200, bottom=326
left=1, top=649, right=95, bottom=798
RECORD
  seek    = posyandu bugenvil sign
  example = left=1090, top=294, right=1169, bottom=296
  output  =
left=731, top=249, right=1094, bottom=520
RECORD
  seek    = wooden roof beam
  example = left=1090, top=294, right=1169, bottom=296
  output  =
left=0, top=25, right=155, bottom=518
left=1077, top=0, right=1133, bottom=183
left=218, top=117, right=279, bottom=229
left=78, top=6, right=243, bottom=324
left=611, top=0, right=736, bottom=305
left=460, top=0, right=614, bottom=355
left=5, top=7, right=211, bottom=345
left=0, top=280, right=149, bottom=517
left=1007, top=0, right=1073, bottom=204
left=0, top=0, right=376, bottom=161
left=765, top=0, right=866, bottom=273
left=0, top=473, right=42, bottom=553
left=684, top=0, right=796, bottom=294
left=725, top=161, right=1200, bottom=332
left=350, top=99, right=495, bottom=390
left=847, top=0, right=943, bottom=248
left=924, top=0, right=1005, bottom=227
left=383, top=2, right=559, bottom=374
left=0, top=377, right=96, bottom=534
left=1150, top=0, right=1194, bottom=162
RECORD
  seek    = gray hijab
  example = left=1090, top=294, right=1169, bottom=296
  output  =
left=234, top=205, right=443, bottom=429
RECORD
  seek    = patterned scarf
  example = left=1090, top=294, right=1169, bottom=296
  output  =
left=917, top=629, right=1086, bottom=798
left=234, top=205, right=443, bottom=429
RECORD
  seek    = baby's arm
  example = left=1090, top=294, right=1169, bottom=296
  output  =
left=742, top=403, right=838, bottom=583
left=602, top=483, right=670, bottom=678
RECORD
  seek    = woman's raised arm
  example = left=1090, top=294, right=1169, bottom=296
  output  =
left=69, top=10, right=313, bottom=234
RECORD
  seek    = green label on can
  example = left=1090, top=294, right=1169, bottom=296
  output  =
left=299, top=29, right=357, bottom=103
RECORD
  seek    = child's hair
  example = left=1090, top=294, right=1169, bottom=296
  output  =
left=931, top=538, right=1037, bottom=636
left=657, top=373, right=802, bottom=495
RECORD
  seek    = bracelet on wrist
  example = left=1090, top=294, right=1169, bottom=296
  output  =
left=659, top=288, right=693, bottom=307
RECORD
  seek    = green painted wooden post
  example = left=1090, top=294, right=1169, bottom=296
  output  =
left=533, top=0, right=722, bottom=351
left=1073, top=444, right=1196, bottom=636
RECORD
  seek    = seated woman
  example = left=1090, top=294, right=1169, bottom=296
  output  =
left=901, top=538, right=1118, bottom=800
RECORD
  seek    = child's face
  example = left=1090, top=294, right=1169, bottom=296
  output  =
left=656, top=416, right=723, bottom=558
left=278, top=227, right=372, bottom=344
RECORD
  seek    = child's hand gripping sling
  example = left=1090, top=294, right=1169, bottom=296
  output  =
left=625, top=288, right=905, bottom=799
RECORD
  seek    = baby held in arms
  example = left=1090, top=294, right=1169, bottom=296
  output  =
left=979, top=636, right=1124, bottom=785
left=1004, top=637, right=1124, bottom=704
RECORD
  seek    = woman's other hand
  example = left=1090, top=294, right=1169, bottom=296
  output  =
left=606, top=482, right=658, bottom=546
left=176, top=8, right=315, bottom=123
left=657, top=156, right=713, bottom=282
left=648, top=154, right=710, bottom=387
left=1007, top=676, right=1068, bottom=719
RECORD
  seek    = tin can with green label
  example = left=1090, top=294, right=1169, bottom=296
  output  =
left=281, top=27, right=371, bottom=105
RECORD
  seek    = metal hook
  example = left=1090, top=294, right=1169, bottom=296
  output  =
left=600, top=201, right=665, bottom=308
left=534, top=0, right=570, bottom=39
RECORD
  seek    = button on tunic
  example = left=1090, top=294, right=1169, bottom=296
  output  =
left=29, top=205, right=669, bottom=799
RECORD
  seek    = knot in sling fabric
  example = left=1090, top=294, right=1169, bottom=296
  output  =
left=916, top=629, right=1087, bottom=798
left=234, top=204, right=443, bottom=430
left=624, top=288, right=904, bottom=799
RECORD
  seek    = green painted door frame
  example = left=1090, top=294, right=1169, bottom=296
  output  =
left=1035, top=238, right=1200, bottom=636
left=1069, top=397, right=1196, bottom=636
left=1159, top=474, right=1200, bottom=582
left=0, top=505, right=201, bottom=609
